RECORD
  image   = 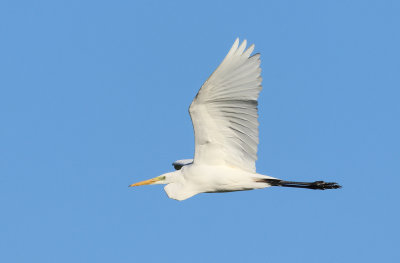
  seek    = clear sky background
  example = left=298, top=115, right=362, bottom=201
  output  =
left=1, top=0, right=399, bottom=262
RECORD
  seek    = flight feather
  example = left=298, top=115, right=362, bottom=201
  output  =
left=189, top=39, right=262, bottom=172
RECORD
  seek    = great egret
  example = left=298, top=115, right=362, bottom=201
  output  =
left=130, top=39, right=341, bottom=201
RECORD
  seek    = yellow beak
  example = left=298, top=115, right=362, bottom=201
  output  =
left=129, top=176, right=163, bottom=187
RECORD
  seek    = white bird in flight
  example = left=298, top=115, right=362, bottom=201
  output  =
left=130, top=38, right=341, bottom=201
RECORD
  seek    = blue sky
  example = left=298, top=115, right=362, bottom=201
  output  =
left=1, top=0, right=399, bottom=262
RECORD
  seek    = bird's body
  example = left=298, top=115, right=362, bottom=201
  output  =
left=163, top=164, right=275, bottom=201
left=130, top=38, right=341, bottom=200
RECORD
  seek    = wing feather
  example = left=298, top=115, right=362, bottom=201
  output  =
left=189, top=39, right=262, bottom=172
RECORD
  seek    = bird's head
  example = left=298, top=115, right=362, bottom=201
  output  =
left=128, top=171, right=178, bottom=187
left=129, top=171, right=195, bottom=201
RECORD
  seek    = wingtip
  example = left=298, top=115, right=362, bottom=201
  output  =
left=237, top=39, right=247, bottom=54
left=244, top=44, right=255, bottom=57
left=232, top=38, right=240, bottom=49
left=224, top=38, right=240, bottom=59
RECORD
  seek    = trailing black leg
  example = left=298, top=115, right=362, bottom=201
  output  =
left=259, top=179, right=342, bottom=190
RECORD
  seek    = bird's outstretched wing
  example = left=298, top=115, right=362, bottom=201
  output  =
left=189, top=39, right=262, bottom=173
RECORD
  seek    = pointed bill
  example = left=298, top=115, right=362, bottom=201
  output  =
left=129, top=176, right=164, bottom=187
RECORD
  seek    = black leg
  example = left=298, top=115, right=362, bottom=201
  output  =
left=259, top=179, right=342, bottom=190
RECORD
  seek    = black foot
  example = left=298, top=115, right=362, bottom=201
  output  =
left=261, top=179, right=342, bottom=190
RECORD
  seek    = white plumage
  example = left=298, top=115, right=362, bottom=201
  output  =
left=129, top=39, right=341, bottom=200
left=189, top=38, right=261, bottom=173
